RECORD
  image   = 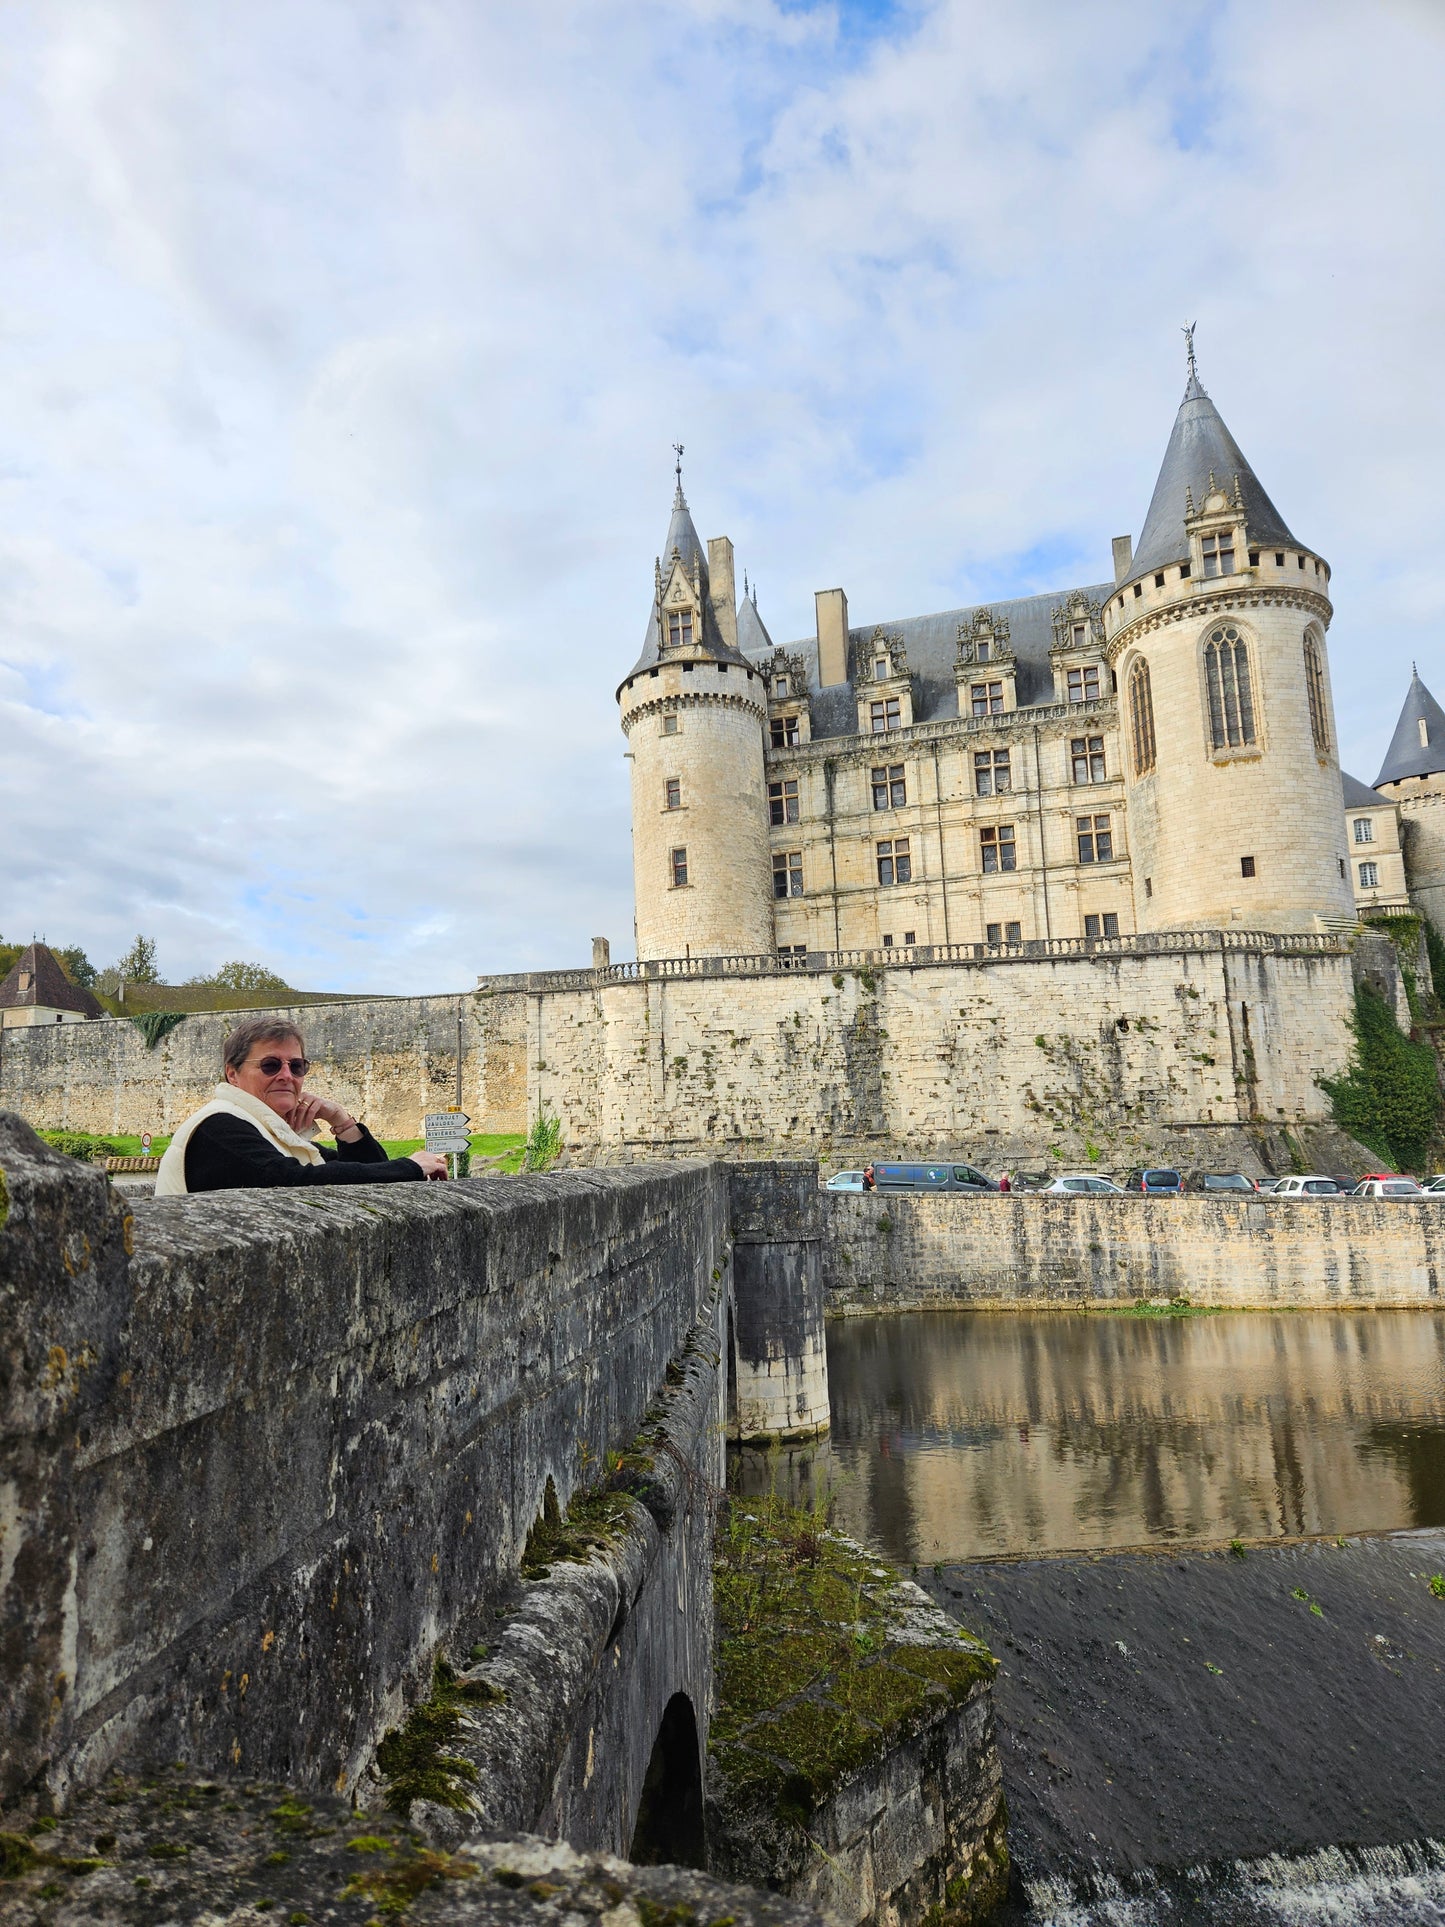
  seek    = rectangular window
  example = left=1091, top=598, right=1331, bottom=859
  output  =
left=903, top=930, right=916, bottom=945
left=980, top=824, right=1017, bottom=873
left=1248, top=549, right=1260, bottom=567
left=671, top=847, right=688, bottom=887
left=772, top=851, right=804, bottom=899
left=664, top=778, right=681, bottom=810
left=1202, top=532, right=1235, bottom=578
left=874, top=656, right=890, bottom=679
left=1179, top=561, right=1191, bottom=579
left=871, top=764, right=906, bottom=809
left=667, top=610, right=694, bottom=647
left=1066, top=664, right=1101, bottom=703
left=1072, top=623, right=1087, bottom=646
left=774, top=675, right=789, bottom=697
left=1353, top=817, right=1374, bottom=844
left=770, top=713, right=801, bottom=748
left=970, top=680, right=1004, bottom=717
left=985, top=921, right=1022, bottom=945
left=1241, top=854, right=1256, bottom=878
left=975, top=638, right=991, bottom=663
left=1070, top=735, right=1106, bottom=783
left=870, top=697, right=902, bottom=733
left=778, top=943, right=807, bottom=968
left=974, top=748, right=1011, bottom=796
left=768, top=778, right=799, bottom=825
left=876, top=837, right=912, bottom=886
left=1359, top=861, right=1379, bottom=889
left=1076, top=814, right=1113, bottom=863
left=1084, top=912, right=1121, bottom=940
left=662, top=713, right=679, bottom=736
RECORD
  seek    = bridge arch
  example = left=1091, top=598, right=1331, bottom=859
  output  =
left=628, top=1692, right=704, bottom=1868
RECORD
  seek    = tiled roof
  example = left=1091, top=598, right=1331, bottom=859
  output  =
left=0, top=941, right=106, bottom=1016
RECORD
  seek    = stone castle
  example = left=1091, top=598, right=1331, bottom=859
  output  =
left=619, top=346, right=1445, bottom=960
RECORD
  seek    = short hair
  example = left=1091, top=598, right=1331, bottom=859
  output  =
left=223, top=1017, right=306, bottom=1073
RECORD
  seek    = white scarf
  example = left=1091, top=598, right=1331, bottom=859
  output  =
left=155, top=1083, right=327, bottom=1195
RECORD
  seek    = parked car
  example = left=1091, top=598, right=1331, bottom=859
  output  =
left=824, top=1170, right=867, bottom=1192
left=1122, top=1167, right=1183, bottom=1194
left=1042, top=1173, right=1126, bottom=1195
left=1269, top=1175, right=1341, bottom=1197
left=1182, top=1171, right=1257, bottom=1194
left=1329, top=1176, right=1359, bottom=1195
left=1352, top=1176, right=1423, bottom=1198
left=1009, top=1171, right=1054, bottom=1192
left=871, top=1162, right=1000, bottom=1192
left=1424, top=1176, right=1445, bottom=1194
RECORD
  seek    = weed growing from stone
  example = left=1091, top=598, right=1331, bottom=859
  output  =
left=1429, top=1573, right=1445, bottom=1599
left=375, top=1661, right=502, bottom=1816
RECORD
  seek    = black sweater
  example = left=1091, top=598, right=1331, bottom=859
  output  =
left=183, top=1114, right=427, bottom=1192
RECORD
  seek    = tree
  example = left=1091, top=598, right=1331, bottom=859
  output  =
left=186, top=960, right=292, bottom=994
left=1320, top=981, right=1443, bottom=1172
left=115, top=935, right=160, bottom=984
left=55, top=945, right=97, bottom=988
left=0, top=937, right=21, bottom=978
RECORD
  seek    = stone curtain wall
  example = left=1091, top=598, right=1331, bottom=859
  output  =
left=0, top=988, right=529, bottom=1140
left=823, top=1192, right=1445, bottom=1310
left=0, top=1115, right=728, bottom=1809
left=521, top=941, right=1354, bottom=1163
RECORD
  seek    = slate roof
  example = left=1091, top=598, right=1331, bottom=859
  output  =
left=0, top=941, right=106, bottom=1017
left=743, top=583, right=1115, bottom=740
left=1341, top=770, right=1388, bottom=810
left=1128, top=372, right=1299, bottom=583
left=735, top=589, right=775, bottom=655
left=619, top=484, right=755, bottom=693
left=1375, top=670, right=1445, bottom=787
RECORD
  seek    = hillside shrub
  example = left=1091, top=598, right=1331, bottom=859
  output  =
left=38, top=1130, right=125, bottom=1164
left=1320, top=981, right=1442, bottom=1172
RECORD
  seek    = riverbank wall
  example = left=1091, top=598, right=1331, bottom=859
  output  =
left=823, top=1191, right=1445, bottom=1309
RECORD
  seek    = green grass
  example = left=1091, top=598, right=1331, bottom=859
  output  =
left=380, top=1133, right=526, bottom=1172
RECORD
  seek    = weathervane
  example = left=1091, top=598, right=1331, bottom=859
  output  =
left=1183, top=320, right=1198, bottom=384
left=672, top=441, right=684, bottom=486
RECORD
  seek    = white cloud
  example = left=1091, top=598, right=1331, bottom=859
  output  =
left=1, top=0, right=1442, bottom=986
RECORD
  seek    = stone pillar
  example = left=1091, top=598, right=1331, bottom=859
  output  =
left=727, top=1161, right=830, bottom=1442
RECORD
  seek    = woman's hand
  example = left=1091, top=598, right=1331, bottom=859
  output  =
left=290, top=1092, right=359, bottom=1138
left=408, top=1151, right=450, bottom=1180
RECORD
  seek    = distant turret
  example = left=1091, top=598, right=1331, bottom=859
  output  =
left=617, top=465, right=772, bottom=961
left=1102, top=343, right=1353, bottom=933
left=1374, top=668, right=1445, bottom=939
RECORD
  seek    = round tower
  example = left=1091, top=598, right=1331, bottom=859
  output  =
left=1102, top=344, right=1355, bottom=934
left=617, top=468, right=773, bottom=961
left=1374, top=667, right=1445, bottom=942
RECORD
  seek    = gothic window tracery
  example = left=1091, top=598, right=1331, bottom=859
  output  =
left=1128, top=659, right=1156, bottom=775
left=1303, top=633, right=1329, bottom=753
left=1203, top=625, right=1256, bottom=751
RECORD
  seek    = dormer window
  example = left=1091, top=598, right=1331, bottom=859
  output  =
left=667, top=610, right=694, bottom=647
left=975, top=638, right=991, bottom=664
left=774, top=675, right=789, bottom=698
left=875, top=656, right=889, bottom=679
left=1201, top=532, right=1235, bottom=578
left=1067, top=664, right=1100, bottom=703
left=1071, top=623, right=1086, bottom=647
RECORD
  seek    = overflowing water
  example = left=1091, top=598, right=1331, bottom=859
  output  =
left=821, top=1309, right=1445, bottom=1563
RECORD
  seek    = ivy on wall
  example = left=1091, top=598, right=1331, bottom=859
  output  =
left=1320, top=982, right=1442, bottom=1172
left=130, top=1011, right=188, bottom=1051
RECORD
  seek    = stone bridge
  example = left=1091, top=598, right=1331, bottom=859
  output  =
left=0, top=1116, right=829, bottom=1866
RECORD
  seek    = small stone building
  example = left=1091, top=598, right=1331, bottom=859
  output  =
left=0, top=941, right=106, bottom=1029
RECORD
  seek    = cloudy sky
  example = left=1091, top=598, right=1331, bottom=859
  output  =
left=3, top=0, right=1443, bottom=990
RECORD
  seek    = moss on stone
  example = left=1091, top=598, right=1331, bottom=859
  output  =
left=342, top=1844, right=476, bottom=1915
left=375, top=1659, right=502, bottom=1817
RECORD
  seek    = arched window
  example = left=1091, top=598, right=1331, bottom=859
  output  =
left=1303, top=632, right=1329, bottom=753
left=1203, top=625, right=1256, bottom=751
left=1128, top=658, right=1157, bottom=775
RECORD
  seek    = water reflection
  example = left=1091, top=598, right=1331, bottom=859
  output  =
left=819, top=1310, right=1445, bottom=1564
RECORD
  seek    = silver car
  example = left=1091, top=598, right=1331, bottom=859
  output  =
left=1043, top=1173, right=1126, bottom=1195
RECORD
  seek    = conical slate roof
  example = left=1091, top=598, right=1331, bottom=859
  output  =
left=1128, top=369, right=1299, bottom=582
left=618, top=478, right=752, bottom=692
left=662, top=480, right=709, bottom=594
left=0, top=941, right=106, bottom=1017
left=735, top=586, right=775, bottom=655
left=1375, top=669, right=1445, bottom=787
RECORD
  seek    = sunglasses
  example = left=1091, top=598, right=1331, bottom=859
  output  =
left=254, top=1056, right=309, bottom=1077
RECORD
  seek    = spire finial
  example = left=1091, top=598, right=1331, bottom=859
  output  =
left=1183, top=320, right=1198, bottom=385
left=671, top=441, right=685, bottom=506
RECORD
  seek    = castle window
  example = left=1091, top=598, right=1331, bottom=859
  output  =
left=1359, top=860, right=1379, bottom=889
left=667, top=611, right=694, bottom=647
left=1298, top=555, right=1307, bottom=569
left=1304, top=634, right=1329, bottom=752
left=1179, top=562, right=1191, bottom=579
left=903, top=931, right=915, bottom=945
left=1248, top=550, right=1260, bottom=567
left=876, top=838, right=912, bottom=886
left=1204, top=626, right=1257, bottom=749
left=974, top=749, right=1011, bottom=796
left=1353, top=817, right=1374, bottom=844
left=980, top=824, right=1016, bottom=873
left=671, top=847, right=688, bottom=887
left=1070, top=735, right=1106, bottom=783
left=1275, top=552, right=1285, bottom=566
left=1241, top=855, right=1256, bottom=878
left=1066, top=664, right=1100, bottom=703
left=774, top=675, right=789, bottom=697
left=771, top=714, right=801, bottom=748
left=662, top=713, right=679, bottom=736
left=970, top=681, right=1004, bottom=718
left=1072, top=623, right=1087, bottom=646
left=665, top=778, right=682, bottom=811
left=1154, top=574, right=1165, bottom=589
left=976, top=638, right=991, bottom=663
left=870, top=697, right=902, bottom=733
left=986, top=921, right=1022, bottom=945
left=1144, top=876, right=1153, bottom=898
left=871, top=764, right=906, bottom=809
left=1084, top=913, right=1120, bottom=940
left=769, top=778, right=800, bottom=825
left=881, top=933, right=892, bottom=948
left=1077, top=814, right=1113, bottom=863
left=1128, top=659, right=1157, bottom=775
left=875, top=656, right=890, bottom=679
left=773, top=851, right=804, bottom=899
left=1202, top=532, right=1235, bottom=578
left=778, top=944, right=807, bottom=968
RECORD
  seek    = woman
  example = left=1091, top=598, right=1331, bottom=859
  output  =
left=155, top=1017, right=448, bottom=1194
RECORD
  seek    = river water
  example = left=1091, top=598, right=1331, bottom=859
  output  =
left=821, top=1308, right=1445, bottom=1563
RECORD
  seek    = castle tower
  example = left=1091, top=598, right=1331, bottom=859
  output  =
left=1374, top=668, right=1445, bottom=939
left=617, top=464, right=773, bottom=961
left=1102, top=341, right=1354, bottom=933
